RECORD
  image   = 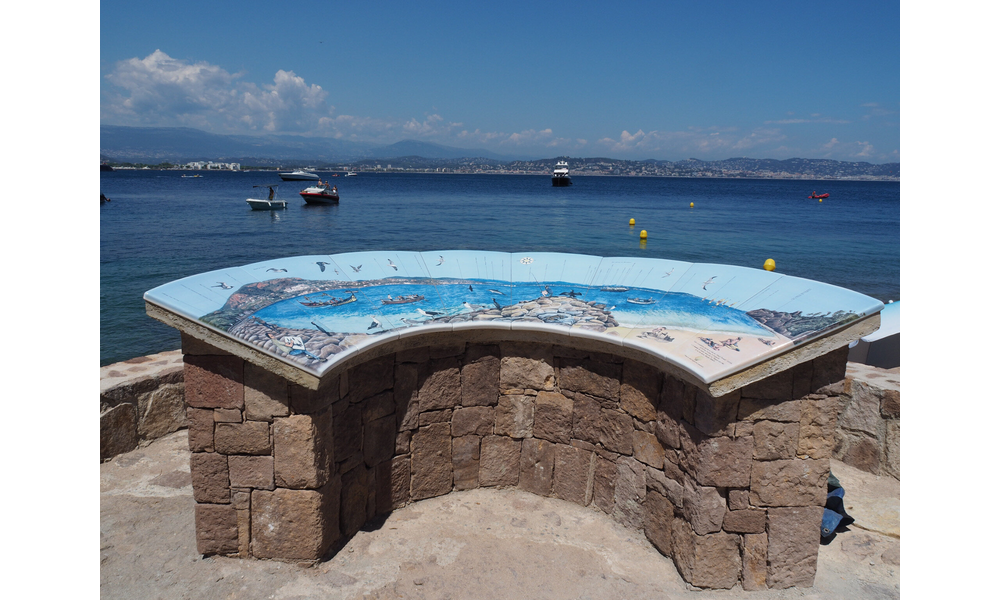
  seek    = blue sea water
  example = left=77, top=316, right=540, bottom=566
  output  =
left=100, top=171, right=899, bottom=365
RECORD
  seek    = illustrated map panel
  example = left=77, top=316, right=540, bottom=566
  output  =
left=144, top=250, right=884, bottom=383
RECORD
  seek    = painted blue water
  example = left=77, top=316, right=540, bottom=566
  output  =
left=100, top=170, right=899, bottom=365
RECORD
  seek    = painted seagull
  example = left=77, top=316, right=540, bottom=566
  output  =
left=387, top=259, right=398, bottom=271
left=463, top=302, right=484, bottom=311
left=468, top=285, right=474, bottom=292
left=417, top=308, right=444, bottom=317
left=312, top=321, right=331, bottom=334
left=436, top=255, right=445, bottom=266
left=368, top=317, right=381, bottom=330
left=212, top=282, right=232, bottom=289
left=702, top=276, right=716, bottom=290
left=662, top=268, right=674, bottom=277
left=488, top=289, right=505, bottom=295
left=351, top=265, right=363, bottom=273
left=316, top=262, right=330, bottom=272
left=266, top=268, right=287, bottom=273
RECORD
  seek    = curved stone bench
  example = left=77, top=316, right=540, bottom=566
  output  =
left=145, top=251, right=883, bottom=590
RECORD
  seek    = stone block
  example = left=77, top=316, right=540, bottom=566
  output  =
left=533, top=391, right=574, bottom=444
left=767, top=506, right=824, bottom=589
left=553, top=443, right=594, bottom=506
left=592, top=455, right=617, bottom=514
left=462, top=348, right=500, bottom=407
left=186, top=407, right=215, bottom=452
left=694, top=389, right=740, bottom=437
left=452, top=406, right=495, bottom=437
left=243, top=362, right=289, bottom=421
left=797, top=395, right=839, bottom=459
left=236, top=508, right=250, bottom=557
left=391, top=455, right=411, bottom=508
left=646, top=466, right=684, bottom=509
left=252, top=485, right=339, bottom=560
left=101, top=403, right=137, bottom=461
left=885, top=420, right=899, bottom=479
left=750, top=459, right=828, bottom=507
left=657, top=375, right=692, bottom=423
left=138, top=383, right=186, bottom=440
left=452, top=435, right=481, bottom=490
left=834, top=431, right=881, bottom=474
left=394, top=362, right=420, bottom=430
left=519, top=438, right=555, bottom=496
left=728, top=489, right=750, bottom=510
left=419, top=409, right=453, bottom=425
left=374, top=460, right=393, bottom=515
left=363, top=391, right=396, bottom=424
left=190, top=452, right=230, bottom=504
left=495, top=395, right=534, bottom=439
left=274, top=413, right=332, bottom=489
left=741, top=369, right=793, bottom=401
left=418, top=358, right=462, bottom=411
left=753, top=420, right=799, bottom=460
left=228, top=455, right=275, bottom=490
left=632, top=430, right=665, bottom=468
left=692, top=436, right=753, bottom=488
left=288, top=381, right=338, bottom=415
left=410, top=422, right=453, bottom=500
left=682, top=478, right=727, bottom=535
left=340, top=464, right=371, bottom=537
left=670, top=519, right=741, bottom=590
left=742, top=532, right=768, bottom=591
left=644, top=489, right=675, bottom=556
left=621, top=360, right=661, bottom=422
left=791, top=361, right=814, bottom=400
left=500, top=344, right=555, bottom=390
left=333, top=404, right=363, bottom=462
left=881, top=389, right=900, bottom=419
left=184, top=354, right=244, bottom=409
left=364, top=414, right=397, bottom=468
left=348, top=354, right=394, bottom=402
left=480, top=436, right=520, bottom=487
left=810, top=346, right=848, bottom=392
left=612, top=456, right=646, bottom=529
left=396, top=430, right=412, bottom=455
left=558, top=358, right=621, bottom=401
left=195, top=504, right=238, bottom=556
left=737, top=398, right=802, bottom=422
left=653, top=413, right=681, bottom=449
left=723, top=508, right=766, bottom=533
left=840, top=381, right=884, bottom=439
left=214, top=408, right=242, bottom=423
left=214, top=421, right=271, bottom=456
left=599, top=408, right=634, bottom=455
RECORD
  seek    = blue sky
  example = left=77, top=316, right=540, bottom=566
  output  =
left=100, top=0, right=899, bottom=162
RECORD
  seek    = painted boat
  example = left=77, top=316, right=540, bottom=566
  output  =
left=626, top=297, right=655, bottom=305
left=299, top=292, right=357, bottom=307
left=382, top=294, right=425, bottom=305
left=600, top=286, right=629, bottom=292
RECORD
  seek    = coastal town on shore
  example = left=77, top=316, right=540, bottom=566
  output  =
left=103, top=155, right=899, bottom=181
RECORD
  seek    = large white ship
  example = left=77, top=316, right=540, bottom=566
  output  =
left=552, top=161, right=572, bottom=186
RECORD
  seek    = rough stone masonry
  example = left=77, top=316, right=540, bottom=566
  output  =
left=181, top=332, right=848, bottom=591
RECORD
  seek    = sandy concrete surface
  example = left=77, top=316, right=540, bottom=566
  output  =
left=101, top=431, right=899, bottom=600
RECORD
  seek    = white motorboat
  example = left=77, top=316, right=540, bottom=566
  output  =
left=552, top=161, right=572, bottom=186
left=279, top=169, right=320, bottom=181
left=246, top=185, right=287, bottom=210
left=345, top=171, right=358, bottom=176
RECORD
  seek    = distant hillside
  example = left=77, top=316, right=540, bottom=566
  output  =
left=99, top=125, right=899, bottom=179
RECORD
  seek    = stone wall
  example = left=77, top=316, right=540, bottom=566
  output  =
left=182, top=334, right=851, bottom=591
left=100, top=350, right=186, bottom=461
left=832, top=363, right=900, bottom=479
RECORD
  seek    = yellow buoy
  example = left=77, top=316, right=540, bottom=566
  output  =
left=690, top=202, right=694, bottom=208
left=763, top=259, right=776, bottom=271
left=629, top=218, right=635, bottom=226
left=639, top=230, right=648, bottom=240
left=818, top=199, right=823, bottom=202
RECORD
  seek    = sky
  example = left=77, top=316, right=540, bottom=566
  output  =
left=99, top=0, right=900, bottom=163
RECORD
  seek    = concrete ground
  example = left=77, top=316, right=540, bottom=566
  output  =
left=101, top=431, right=900, bottom=600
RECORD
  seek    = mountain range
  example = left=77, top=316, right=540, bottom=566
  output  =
left=99, top=125, right=899, bottom=179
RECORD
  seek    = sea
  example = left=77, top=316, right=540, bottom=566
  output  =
left=100, top=170, right=900, bottom=366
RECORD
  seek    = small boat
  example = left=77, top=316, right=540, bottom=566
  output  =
left=100, top=162, right=114, bottom=172
left=181, top=174, right=203, bottom=178
left=279, top=169, right=320, bottom=181
left=382, top=294, right=424, bottom=305
left=345, top=171, right=358, bottom=177
left=299, top=182, right=340, bottom=205
left=300, top=292, right=356, bottom=307
left=246, top=184, right=287, bottom=210
left=808, top=191, right=830, bottom=199
left=626, top=297, right=655, bottom=305
left=552, top=160, right=572, bottom=187
left=600, top=286, right=629, bottom=292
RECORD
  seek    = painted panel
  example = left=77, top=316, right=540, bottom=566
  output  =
left=144, top=251, right=883, bottom=383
